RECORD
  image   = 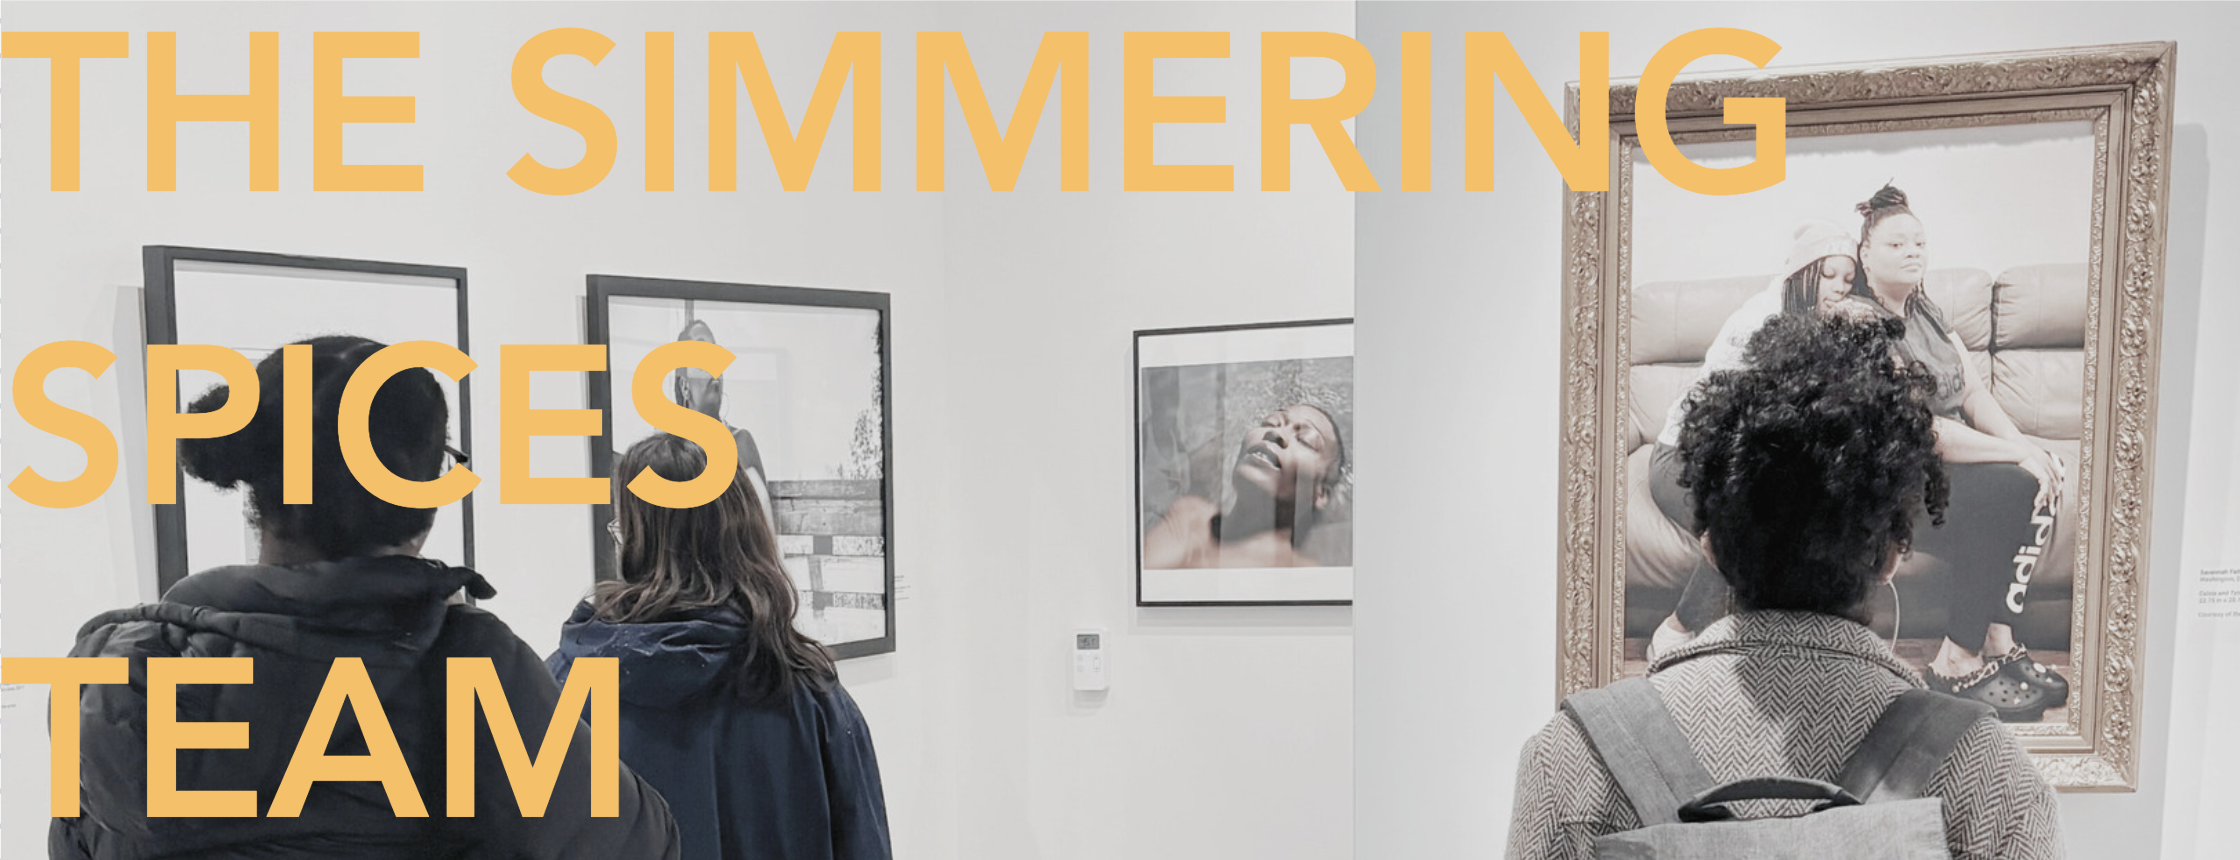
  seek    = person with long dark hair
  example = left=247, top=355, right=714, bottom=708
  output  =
left=550, top=434, right=891, bottom=860
left=54, top=336, right=679, bottom=859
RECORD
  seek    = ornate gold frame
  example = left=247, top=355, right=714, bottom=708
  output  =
left=1558, top=42, right=2176, bottom=791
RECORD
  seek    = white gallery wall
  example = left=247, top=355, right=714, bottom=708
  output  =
left=10, top=1, right=2235, bottom=858
left=928, top=5, right=1357, bottom=859
left=1353, top=3, right=2240, bottom=860
left=2, top=3, right=1353, bottom=860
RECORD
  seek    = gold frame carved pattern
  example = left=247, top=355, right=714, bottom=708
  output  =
left=1557, top=42, right=2175, bottom=791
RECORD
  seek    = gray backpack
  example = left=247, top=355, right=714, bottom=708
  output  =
left=1563, top=677, right=1992, bottom=859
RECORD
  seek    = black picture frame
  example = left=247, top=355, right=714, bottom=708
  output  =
left=141, top=245, right=475, bottom=594
left=585, top=275, right=896, bottom=660
left=1134, top=317, right=1356, bottom=607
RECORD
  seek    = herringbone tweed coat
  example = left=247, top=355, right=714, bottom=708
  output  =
left=1506, top=611, right=2063, bottom=860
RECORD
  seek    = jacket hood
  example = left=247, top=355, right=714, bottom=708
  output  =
left=77, top=555, right=497, bottom=658
left=552, top=601, right=754, bottom=707
left=59, top=556, right=524, bottom=857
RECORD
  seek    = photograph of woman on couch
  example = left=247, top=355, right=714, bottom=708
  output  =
left=1628, top=158, right=2090, bottom=724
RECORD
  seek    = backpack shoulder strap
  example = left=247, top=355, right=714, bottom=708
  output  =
left=1837, top=688, right=1996, bottom=803
left=1561, top=677, right=1717, bottom=827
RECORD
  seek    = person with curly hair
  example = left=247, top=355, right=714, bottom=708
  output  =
left=1506, top=313, right=2064, bottom=860
left=1648, top=188, right=2075, bottom=722
left=1645, top=220, right=1878, bottom=653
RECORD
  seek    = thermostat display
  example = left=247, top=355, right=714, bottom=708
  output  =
left=1072, top=628, right=1108, bottom=691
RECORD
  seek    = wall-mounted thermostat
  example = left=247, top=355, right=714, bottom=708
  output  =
left=1072, top=629, right=1108, bottom=691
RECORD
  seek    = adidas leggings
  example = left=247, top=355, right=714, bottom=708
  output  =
left=1648, top=443, right=2057, bottom=648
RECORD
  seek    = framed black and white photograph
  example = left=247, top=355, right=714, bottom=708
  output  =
left=1136, top=319, right=1354, bottom=606
left=586, top=276, right=894, bottom=659
left=141, top=246, right=475, bottom=594
left=1558, top=43, right=2175, bottom=788
left=1626, top=127, right=2099, bottom=713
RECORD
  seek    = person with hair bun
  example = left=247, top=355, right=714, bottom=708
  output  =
left=54, top=336, right=680, bottom=860
left=1852, top=184, right=2072, bottom=720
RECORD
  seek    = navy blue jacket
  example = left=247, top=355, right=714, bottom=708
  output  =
left=547, top=603, right=891, bottom=860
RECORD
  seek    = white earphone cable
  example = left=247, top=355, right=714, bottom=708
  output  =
left=1888, top=579, right=1903, bottom=654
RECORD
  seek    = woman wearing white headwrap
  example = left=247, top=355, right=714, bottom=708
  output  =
left=1645, top=220, right=1870, bottom=652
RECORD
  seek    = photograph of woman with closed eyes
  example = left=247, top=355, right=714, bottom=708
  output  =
left=1143, top=402, right=1347, bottom=571
left=1136, top=320, right=1354, bottom=606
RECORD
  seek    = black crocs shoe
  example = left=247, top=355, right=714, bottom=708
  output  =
left=1927, top=663, right=2055, bottom=723
left=1996, top=647, right=2070, bottom=708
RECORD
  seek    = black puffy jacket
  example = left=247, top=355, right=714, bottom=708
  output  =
left=50, top=556, right=680, bottom=860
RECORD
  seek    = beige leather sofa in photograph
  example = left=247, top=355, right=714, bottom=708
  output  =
left=1626, top=263, right=2089, bottom=651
